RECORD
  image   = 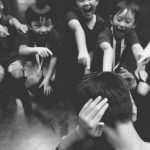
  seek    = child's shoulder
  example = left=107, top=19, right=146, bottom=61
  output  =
left=96, top=14, right=105, bottom=24
left=0, top=14, right=13, bottom=25
left=66, top=10, right=79, bottom=22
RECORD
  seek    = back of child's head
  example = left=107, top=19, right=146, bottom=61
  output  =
left=110, top=0, right=140, bottom=24
left=75, top=72, right=133, bottom=128
left=25, top=0, right=53, bottom=25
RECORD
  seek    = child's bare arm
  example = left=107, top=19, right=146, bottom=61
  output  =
left=68, top=19, right=90, bottom=69
left=39, top=56, right=57, bottom=96
left=100, top=42, right=114, bottom=72
left=132, top=43, right=147, bottom=80
left=0, top=24, right=9, bottom=37
left=132, top=43, right=143, bottom=63
left=19, top=45, right=52, bottom=57
left=9, top=17, right=28, bottom=34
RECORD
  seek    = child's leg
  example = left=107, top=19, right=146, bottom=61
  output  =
left=0, top=65, right=4, bottom=83
left=8, top=60, right=32, bottom=117
left=8, top=60, right=24, bottom=79
left=24, top=61, right=42, bottom=97
left=24, top=61, right=42, bottom=89
left=116, top=67, right=137, bottom=90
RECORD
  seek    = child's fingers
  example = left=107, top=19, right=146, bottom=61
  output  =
left=80, top=98, right=93, bottom=115
left=85, top=96, right=102, bottom=115
left=88, top=98, right=108, bottom=119
left=47, top=49, right=53, bottom=55
left=93, top=102, right=109, bottom=123
left=39, top=82, right=43, bottom=88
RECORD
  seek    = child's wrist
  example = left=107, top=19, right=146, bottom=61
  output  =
left=75, top=125, right=89, bottom=141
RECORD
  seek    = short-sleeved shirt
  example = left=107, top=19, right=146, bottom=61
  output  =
left=58, top=9, right=107, bottom=72
left=20, top=29, right=61, bottom=63
left=97, top=27, right=139, bottom=70
left=0, top=15, right=21, bottom=65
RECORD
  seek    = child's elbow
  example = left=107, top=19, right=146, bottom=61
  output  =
left=100, top=42, right=112, bottom=52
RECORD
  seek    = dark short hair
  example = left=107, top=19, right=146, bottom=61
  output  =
left=110, top=0, right=140, bottom=24
left=25, top=2, right=53, bottom=25
left=75, top=72, right=133, bottom=128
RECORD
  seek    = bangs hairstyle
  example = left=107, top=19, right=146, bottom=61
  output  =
left=25, top=3, right=53, bottom=25
left=111, top=0, right=140, bottom=23
left=75, top=72, right=133, bottom=128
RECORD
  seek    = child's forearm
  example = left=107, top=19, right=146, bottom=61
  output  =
left=132, top=43, right=144, bottom=63
left=9, top=17, right=21, bottom=28
left=45, top=56, right=57, bottom=81
left=57, top=127, right=86, bottom=150
left=68, top=19, right=88, bottom=54
left=19, top=45, right=37, bottom=56
left=100, top=42, right=113, bottom=72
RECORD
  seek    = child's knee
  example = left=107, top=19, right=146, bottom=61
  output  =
left=0, top=65, right=4, bottom=83
left=26, top=74, right=41, bottom=88
left=8, top=60, right=24, bottom=79
left=10, top=69, right=24, bottom=79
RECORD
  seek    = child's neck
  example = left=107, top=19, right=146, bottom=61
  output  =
left=86, top=14, right=96, bottom=30
left=104, top=122, right=144, bottom=150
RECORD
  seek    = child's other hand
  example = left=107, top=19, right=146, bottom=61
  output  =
left=0, top=25, right=10, bottom=37
left=84, top=68, right=91, bottom=75
left=39, top=78, right=52, bottom=96
left=78, top=52, right=91, bottom=69
left=36, top=47, right=53, bottom=58
left=76, top=96, right=109, bottom=140
left=17, top=24, right=28, bottom=34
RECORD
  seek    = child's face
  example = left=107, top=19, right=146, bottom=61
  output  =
left=75, top=0, right=99, bottom=20
left=0, top=1, right=4, bottom=16
left=112, top=9, right=135, bottom=39
left=30, top=17, right=53, bottom=39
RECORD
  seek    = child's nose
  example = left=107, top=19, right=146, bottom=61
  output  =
left=118, top=21, right=126, bottom=29
left=83, top=0, right=90, bottom=6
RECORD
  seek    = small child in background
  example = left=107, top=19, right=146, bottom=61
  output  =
left=56, top=0, right=109, bottom=98
left=97, top=0, right=144, bottom=90
left=0, top=0, right=32, bottom=117
left=135, top=41, right=150, bottom=96
left=19, top=0, right=61, bottom=97
left=0, top=0, right=27, bottom=84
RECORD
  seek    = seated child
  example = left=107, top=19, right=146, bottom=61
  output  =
left=56, top=0, right=109, bottom=97
left=135, top=41, right=150, bottom=96
left=0, top=0, right=31, bottom=117
left=57, top=72, right=150, bottom=150
left=19, top=1, right=61, bottom=97
left=0, top=0, right=27, bottom=84
left=97, top=0, right=144, bottom=90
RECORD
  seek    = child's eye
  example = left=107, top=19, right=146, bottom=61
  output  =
left=116, top=16, right=123, bottom=22
left=126, top=20, right=131, bottom=24
left=35, top=24, right=41, bottom=27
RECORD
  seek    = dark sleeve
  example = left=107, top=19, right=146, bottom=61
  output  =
left=19, top=31, right=30, bottom=46
left=126, top=29, right=139, bottom=46
left=97, top=27, right=112, bottom=46
left=0, top=15, right=13, bottom=25
left=48, top=30, right=62, bottom=57
left=66, top=11, right=79, bottom=24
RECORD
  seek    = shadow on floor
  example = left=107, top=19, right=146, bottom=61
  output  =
left=0, top=97, right=78, bottom=150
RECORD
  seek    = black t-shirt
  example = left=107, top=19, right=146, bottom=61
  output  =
left=0, top=15, right=21, bottom=65
left=20, top=29, right=61, bottom=63
left=58, top=10, right=107, bottom=72
left=97, top=27, right=139, bottom=68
